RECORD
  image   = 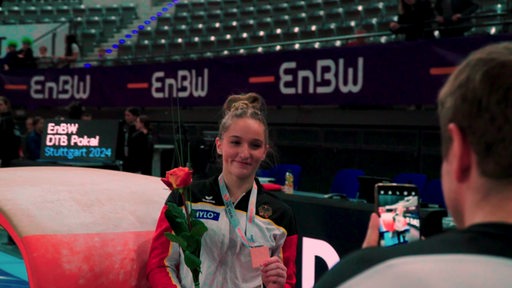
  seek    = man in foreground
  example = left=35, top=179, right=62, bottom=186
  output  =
left=315, top=42, right=512, bottom=287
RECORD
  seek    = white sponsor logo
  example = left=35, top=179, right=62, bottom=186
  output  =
left=279, top=58, right=364, bottom=95
left=151, top=70, right=208, bottom=98
left=30, top=75, right=90, bottom=99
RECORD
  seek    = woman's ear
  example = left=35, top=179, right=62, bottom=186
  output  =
left=215, top=137, right=222, bottom=155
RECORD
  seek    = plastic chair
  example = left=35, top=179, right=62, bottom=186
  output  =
left=392, top=172, right=428, bottom=195
left=271, top=164, right=302, bottom=189
left=422, top=179, right=446, bottom=208
left=330, top=169, right=365, bottom=199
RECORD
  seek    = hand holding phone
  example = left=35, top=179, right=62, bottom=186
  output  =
left=375, top=183, right=421, bottom=247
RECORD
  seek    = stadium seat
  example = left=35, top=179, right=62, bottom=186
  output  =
left=39, top=5, right=56, bottom=21
left=207, top=10, right=223, bottom=21
left=189, top=23, right=205, bottom=37
left=306, top=0, right=324, bottom=10
left=323, top=0, right=341, bottom=9
left=223, top=8, right=238, bottom=21
left=256, top=17, right=274, bottom=32
left=239, top=6, right=255, bottom=17
left=290, top=12, right=308, bottom=29
left=137, top=27, right=154, bottom=44
left=308, top=10, right=325, bottom=26
left=171, top=24, right=189, bottom=39
left=87, top=4, right=104, bottom=18
left=273, top=3, right=289, bottom=14
left=190, top=10, right=206, bottom=22
left=222, top=21, right=238, bottom=35
left=289, top=1, right=306, bottom=13
left=157, top=13, right=172, bottom=28
left=216, top=35, right=233, bottom=49
left=168, top=40, right=185, bottom=55
left=223, top=0, right=238, bottom=9
left=205, top=22, right=222, bottom=36
left=120, top=3, right=137, bottom=22
left=85, top=16, right=103, bottom=31
left=152, top=39, right=168, bottom=57
left=344, top=7, right=364, bottom=23
left=6, top=6, right=23, bottom=22
left=199, top=36, right=216, bottom=51
left=325, top=7, right=345, bottom=23
left=173, top=11, right=190, bottom=25
left=330, top=168, right=365, bottom=199
left=23, top=6, right=38, bottom=21
left=273, top=15, right=291, bottom=30
left=104, top=4, right=121, bottom=18
left=206, top=0, right=222, bottom=10
left=239, top=19, right=256, bottom=33
left=71, top=4, right=86, bottom=18
left=134, top=40, right=152, bottom=58
left=301, top=25, right=318, bottom=39
left=103, top=16, right=120, bottom=38
left=79, top=29, right=101, bottom=54
left=317, top=23, right=338, bottom=38
left=256, top=4, right=273, bottom=17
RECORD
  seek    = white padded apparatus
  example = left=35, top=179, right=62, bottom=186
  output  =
left=338, top=254, right=512, bottom=288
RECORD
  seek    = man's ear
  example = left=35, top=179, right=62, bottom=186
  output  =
left=215, top=137, right=222, bottom=155
left=447, top=123, right=472, bottom=183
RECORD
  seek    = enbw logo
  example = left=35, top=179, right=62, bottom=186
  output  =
left=195, top=209, right=220, bottom=221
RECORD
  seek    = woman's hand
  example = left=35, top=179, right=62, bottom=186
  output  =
left=261, top=256, right=287, bottom=288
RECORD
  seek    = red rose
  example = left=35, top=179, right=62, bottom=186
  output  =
left=161, top=167, right=192, bottom=190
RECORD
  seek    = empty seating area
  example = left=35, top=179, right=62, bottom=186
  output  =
left=0, top=1, right=138, bottom=55
left=1, top=0, right=509, bottom=64
left=114, top=0, right=509, bottom=63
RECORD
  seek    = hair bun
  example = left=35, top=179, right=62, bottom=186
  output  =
left=223, top=93, right=266, bottom=115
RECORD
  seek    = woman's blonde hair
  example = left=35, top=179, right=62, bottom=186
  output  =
left=218, top=93, right=268, bottom=143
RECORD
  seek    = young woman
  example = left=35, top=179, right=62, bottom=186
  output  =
left=147, top=93, right=298, bottom=287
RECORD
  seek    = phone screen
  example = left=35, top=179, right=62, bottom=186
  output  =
left=375, top=184, right=421, bottom=247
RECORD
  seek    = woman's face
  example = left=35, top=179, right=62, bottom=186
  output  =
left=124, top=111, right=136, bottom=124
left=135, top=117, right=143, bottom=131
left=216, top=118, right=268, bottom=181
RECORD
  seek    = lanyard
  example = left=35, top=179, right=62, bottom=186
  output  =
left=218, top=175, right=258, bottom=248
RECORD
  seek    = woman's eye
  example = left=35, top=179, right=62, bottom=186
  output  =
left=250, top=143, right=262, bottom=149
left=230, top=141, right=241, bottom=145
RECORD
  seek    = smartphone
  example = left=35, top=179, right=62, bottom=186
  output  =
left=375, top=183, right=421, bottom=247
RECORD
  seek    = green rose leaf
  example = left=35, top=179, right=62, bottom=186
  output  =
left=184, top=250, right=202, bottom=271
left=190, top=219, right=208, bottom=238
left=180, top=232, right=201, bottom=253
left=165, top=202, right=188, bottom=235
left=164, top=232, right=188, bottom=249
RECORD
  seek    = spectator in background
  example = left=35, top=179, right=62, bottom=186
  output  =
left=0, top=96, right=20, bottom=167
left=17, top=37, right=36, bottom=69
left=117, top=107, right=140, bottom=168
left=36, top=45, right=55, bottom=69
left=96, top=47, right=112, bottom=67
left=390, top=0, right=436, bottom=41
left=21, top=116, right=34, bottom=159
left=125, top=114, right=153, bottom=175
left=67, top=101, right=83, bottom=120
left=25, top=116, right=44, bottom=160
left=346, top=27, right=368, bottom=46
left=435, top=0, right=479, bottom=38
left=81, top=112, right=93, bottom=120
left=58, top=34, right=80, bottom=68
left=2, top=41, right=20, bottom=72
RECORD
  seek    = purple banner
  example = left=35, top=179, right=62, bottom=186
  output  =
left=2, top=34, right=510, bottom=109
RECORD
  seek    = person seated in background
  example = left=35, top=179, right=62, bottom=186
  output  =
left=346, top=27, right=368, bottom=47
left=2, top=41, right=20, bottom=72
left=125, top=114, right=153, bottom=175
left=36, top=45, right=55, bottom=69
left=25, top=116, right=44, bottom=161
left=315, top=42, right=512, bottom=287
left=390, top=0, right=436, bottom=41
left=96, top=47, right=113, bottom=67
left=17, top=37, right=36, bottom=69
left=435, top=0, right=479, bottom=38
